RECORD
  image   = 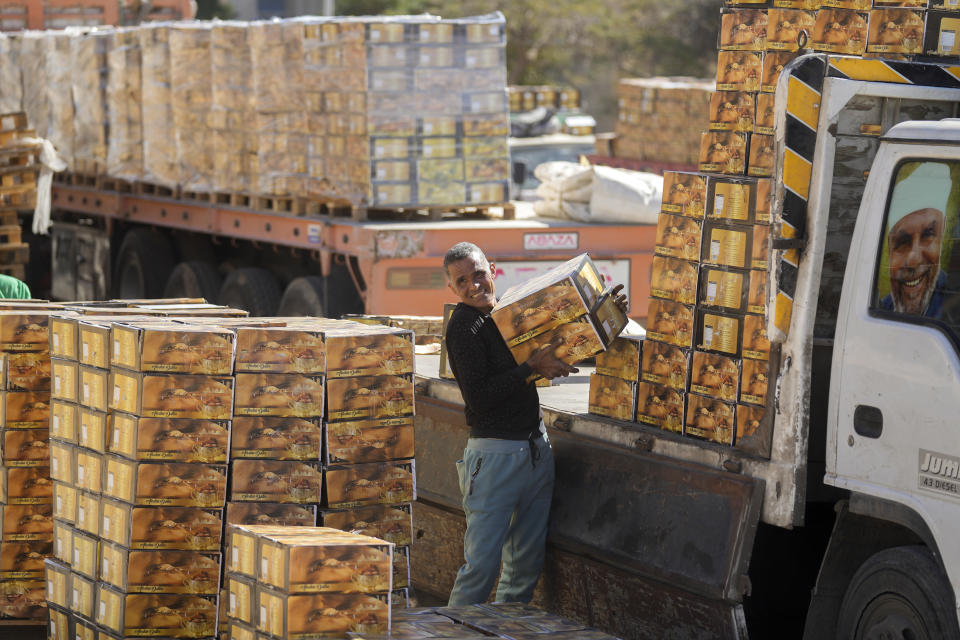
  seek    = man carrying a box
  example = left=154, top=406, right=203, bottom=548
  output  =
left=442, top=241, right=578, bottom=605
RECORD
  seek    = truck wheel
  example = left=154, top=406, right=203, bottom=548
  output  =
left=277, top=276, right=326, bottom=317
left=113, top=229, right=175, bottom=299
left=218, top=267, right=281, bottom=316
left=163, top=261, right=222, bottom=303
left=836, top=546, right=960, bottom=640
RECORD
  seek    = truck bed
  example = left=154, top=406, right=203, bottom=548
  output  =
left=412, top=354, right=762, bottom=639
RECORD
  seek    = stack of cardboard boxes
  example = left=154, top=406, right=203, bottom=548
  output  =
left=248, top=20, right=308, bottom=198
left=711, top=2, right=960, bottom=180
left=640, top=171, right=773, bottom=452
left=227, top=320, right=326, bottom=529
left=613, top=77, right=713, bottom=166
left=70, top=29, right=109, bottom=176
left=299, top=14, right=511, bottom=208
left=588, top=336, right=644, bottom=422
left=139, top=23, right=177, bottom=189
left=210, top=21, right=253, bottom=195
left=507, top=85, right=581, bottom=112
left=95, top=320, right=235, bottom=638
left=0, top=305, right=57, bottom=620
left=12, top=306, right=415, bottom=633
left=225, top=524, right=393, bottom=638
left=320, top=323, right=416, bottom=606
left=491, top=254, right=627, bottom=379
left=8, top=13, right=513, bottom=213
left=104, top=27, right=142, bottom=182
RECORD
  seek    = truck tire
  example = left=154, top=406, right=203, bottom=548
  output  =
left=163, top=261, right=222, bottom=303
left=113, top=229, right=175, bottom=299
left=278, top=268, right=364, bottom=319
left=217, top=267, right=281, bottom=316
left=836, top=546, right=960, bottom=640
left=277, top=276, right=326, bottom=317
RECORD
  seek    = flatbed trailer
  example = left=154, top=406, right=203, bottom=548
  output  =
left=48, top=182, right=658, bottom=321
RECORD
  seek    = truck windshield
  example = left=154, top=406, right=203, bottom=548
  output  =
left=512, top=143, right=595, bottom=192
left=873, top=160, right=960, bottom=335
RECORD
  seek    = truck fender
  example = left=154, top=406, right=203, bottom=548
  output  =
left=802, top=496, right=942, bottom=639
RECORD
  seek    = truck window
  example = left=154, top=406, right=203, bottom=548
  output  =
left=872, top=160, right=960, bottom=336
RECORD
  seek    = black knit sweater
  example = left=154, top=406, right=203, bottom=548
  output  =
left=445, top=302, right=541, bottom=440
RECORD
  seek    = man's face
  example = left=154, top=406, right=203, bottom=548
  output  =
left=446, top=253, right=496, bottom=312
left=888, top=207, right=944, bottom=315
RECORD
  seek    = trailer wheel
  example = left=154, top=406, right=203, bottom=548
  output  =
left=163, top=261, right=222, bottom=303
left=113, top=229, right=175, bottom=299
left=277, top=276, right=326, bottom=317
left=836, top=546, right=960, bottom=640
left=217, top=267, right=281, bottom=316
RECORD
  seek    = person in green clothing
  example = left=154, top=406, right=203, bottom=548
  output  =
left=0, top=274, right=31, bottom=299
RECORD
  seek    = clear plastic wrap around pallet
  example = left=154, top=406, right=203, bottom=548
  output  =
left=20, top=32, right=50, bottom=140
left=249, top=20, right=308, bottom=196
left=70, top=28, right=110, bottom=174
left=211, top=20, right=254, bottom=193
left=106, top=27, right=143, bottom=181
left=0, top=33, right=23, bottom=114
left=47, top=30, right=75, bottom=169
left=170, top=22, right=214, bottom=192
left=139, top=23, right=177, bottom=188
left=301, top=12, right=511, bottom=208
left=25, top=12, right=512, bottom=210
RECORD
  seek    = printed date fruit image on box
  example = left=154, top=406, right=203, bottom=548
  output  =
left=716, top=51, right=762, bottom=92
left=588, top=373, right=638, bottom=422
left=650, top=257, right=699, bottom=306
left=661, top=171, right=707, bottom=218
left=636, top=381, right=684, bottom=433
left=491, top=254, right=604, bottom=347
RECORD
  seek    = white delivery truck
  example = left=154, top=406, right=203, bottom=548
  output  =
left=411, top=54, right=960, bottom=639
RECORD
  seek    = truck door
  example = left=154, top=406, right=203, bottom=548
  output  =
left=831, top=151, right=960, bottom=615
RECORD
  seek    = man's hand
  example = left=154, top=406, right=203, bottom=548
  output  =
left=525, top=340, right=579, bottom=380
left=611, top=283, right=629, bottom=314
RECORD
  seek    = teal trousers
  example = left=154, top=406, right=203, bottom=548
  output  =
left=447, top=429, right=555, bottom=605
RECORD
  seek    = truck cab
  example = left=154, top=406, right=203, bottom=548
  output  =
left=508, top=132, right=596, bottom=201
left=821, top=119, right=960, bottom=636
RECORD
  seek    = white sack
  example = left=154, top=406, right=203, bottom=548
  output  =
left=588, top=165, right=662, bottom=224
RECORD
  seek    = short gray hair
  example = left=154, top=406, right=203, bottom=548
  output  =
left=443, top=242, right=486, bottom=277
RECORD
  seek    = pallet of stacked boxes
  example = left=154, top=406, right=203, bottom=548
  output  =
left=98, top=320, right=235, bottom=639
left=300, top=13, right=511, bottom=214
left=210, top=21, right=254, bottom=197
left=105, top=27, right=143, bottom=183
left=0, top=305, right=63, bottom=621
left=319, top=321, right=416, bottom=606
left=614, top=78, right=712, bottom=167
left=225, top=524, right=393, bottom=638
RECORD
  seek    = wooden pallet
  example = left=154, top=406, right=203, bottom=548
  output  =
left=0, top=210, right=20, bottom=226
left=0, top=225, right=22, bottom=245
left=67, top=172, right=100, bottom=188
left=249, top=193, right=302, bottom=214
left=0, top=264, right=26, bottom=279
left=0, top=169, right=35, bottom=191
left=0, top=242, right=29, bottom=264
left=358, top=202, right=517, bottom=222
left=0, top=190, right=35, bottom=209
left=134, top=181, right=177, bottom=198
left=100, top=177, right=134, bottom=193
left=0, top=113, right=28, bottom=132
